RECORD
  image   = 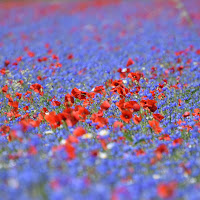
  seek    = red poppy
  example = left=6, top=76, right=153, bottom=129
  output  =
left=37, top=75, right=47, bottom=80
left=23, top=106, right=29, bottom=111
left=124, top=101, right=140, bottom=112
left=120, top=110, right=132, bottom=123
left=2, top=85, right=8, bottom=93
left=41, top=107, right=49, bottom=114
left=83, top=98, right=93, bottom=107
left=71, top=88, right=87, bottom=100
left=55, top=62, right=62, bottom=68
left=78, top=68, right=87, bottom=75
left=67, top=53, right=74, bottom=59
left=52, top=54, right=59, bottom=60
left=87, top=92, right=95, bottom=99
left=15, top=92, right=22, bottom=99
left=141, top=99, right=157, bottom=112
left=95, top=117, right=108, bottom=129
left=93, top=85, right=106, bottom=96
left=30, top=83, right=43, bottom=96
left=28, top=145, right=37, bottom=155
left=126, top=58, right=134, bottom=67
left=116, top=98, right=125, bottom=111
left=158, top=134, right=171, bottom=141
left=27, top=51, right=35, bottom=57
left=8, top=101, right=19, bottom=109
left=158, top=93, right=166, bottom=100
left=8, top=130, right=23, bottom=142
left=111, top=79, right=124, bottom=87
left=177, top=65, right=184, bottom=75
left=183, top=111, right=190, bottom=118
left=12, top=62, right=18, bottom=66
left=90, top=150, right=99, bottom=157
left=128, top=72, right=141, bottom=82
left=157, top=182, right=177, bottom=199
left=73, top=127, right=86, bottom=137
left=116, top=86, right=129, bottom=98
left=0, top=68, right=6, bottom=75
left=45, top=111, right=61, bottom=129
left=192, top=108, right=200, bottom=117
left=16, top=56, right=22, bottom=62
left=8, top=154, right=20, bottom=160
left=195, top=49, right=200, bottom=55
left=150, top=90, right=156, bottom=98
left=173, top=138, right=183, bottom=146
left=74, top=105, right=90, bottom=122
left=7, top=110, right=21, bottom=120
left=7, top=94, right=13, bottom=102
left=51, top=101, right=61, bottom=106
left=168, top=66, right=175, bottom=74
left=18, top=80, right=24, bottom=85
left=38, top=57, right=48, bottom=62
left=133, top=115, right=142, bottom=124
left=154, top=144, right=169, bottom=160
left=113, top=121, right=124, bottom=130
left=90, top=109, right=104, bottom=123
left=148, top=120, right=163, bottom=134
left=64, top=94, right=74, bottom=107
left=99, top=139, right=107, bottom=150
left=65, top=142, right=76, bottom=160
left=0, top=125, right=10, bottom=135
left=67, top=135, right=79, bottom=144
left=4, top=60, right=10, bottom=67
left=153, top=113, right=164, bottom=122
left=61, top=108, right=79, bottom=127
left=100, top=101, right=110, bottom=111
left=135, top=149, right=146, bottom=156
left=176, top=119, right=185, bottom=126
left=29, top=119, right=41, bottom=128
left=117, top=67, right=130, bottom=78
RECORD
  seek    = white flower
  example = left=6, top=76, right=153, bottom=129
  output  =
left=60, top=139, right=66, bottom=145
left=123, top=80, right=127, bottom=84
left=98, top=152, right=107, bottom=159
left=107, top=143, right=115, bottom=149
left=153, top=174, right=160, bottom=179
left=82, top=133, right=93, bottom=139
left=122, top=68, right=127, bottom=72
left=98, top=129, right=109, bottom=136
left=44, top=130, right=53, bottom=134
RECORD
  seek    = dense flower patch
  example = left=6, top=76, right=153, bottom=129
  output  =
left=0, top=0, right=200, bottom=199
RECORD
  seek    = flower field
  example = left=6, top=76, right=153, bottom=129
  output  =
left=0, top=0, right=200, bottom=199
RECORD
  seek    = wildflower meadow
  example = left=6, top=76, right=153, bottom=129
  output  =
left=0, top=0, right=200, bottom=199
